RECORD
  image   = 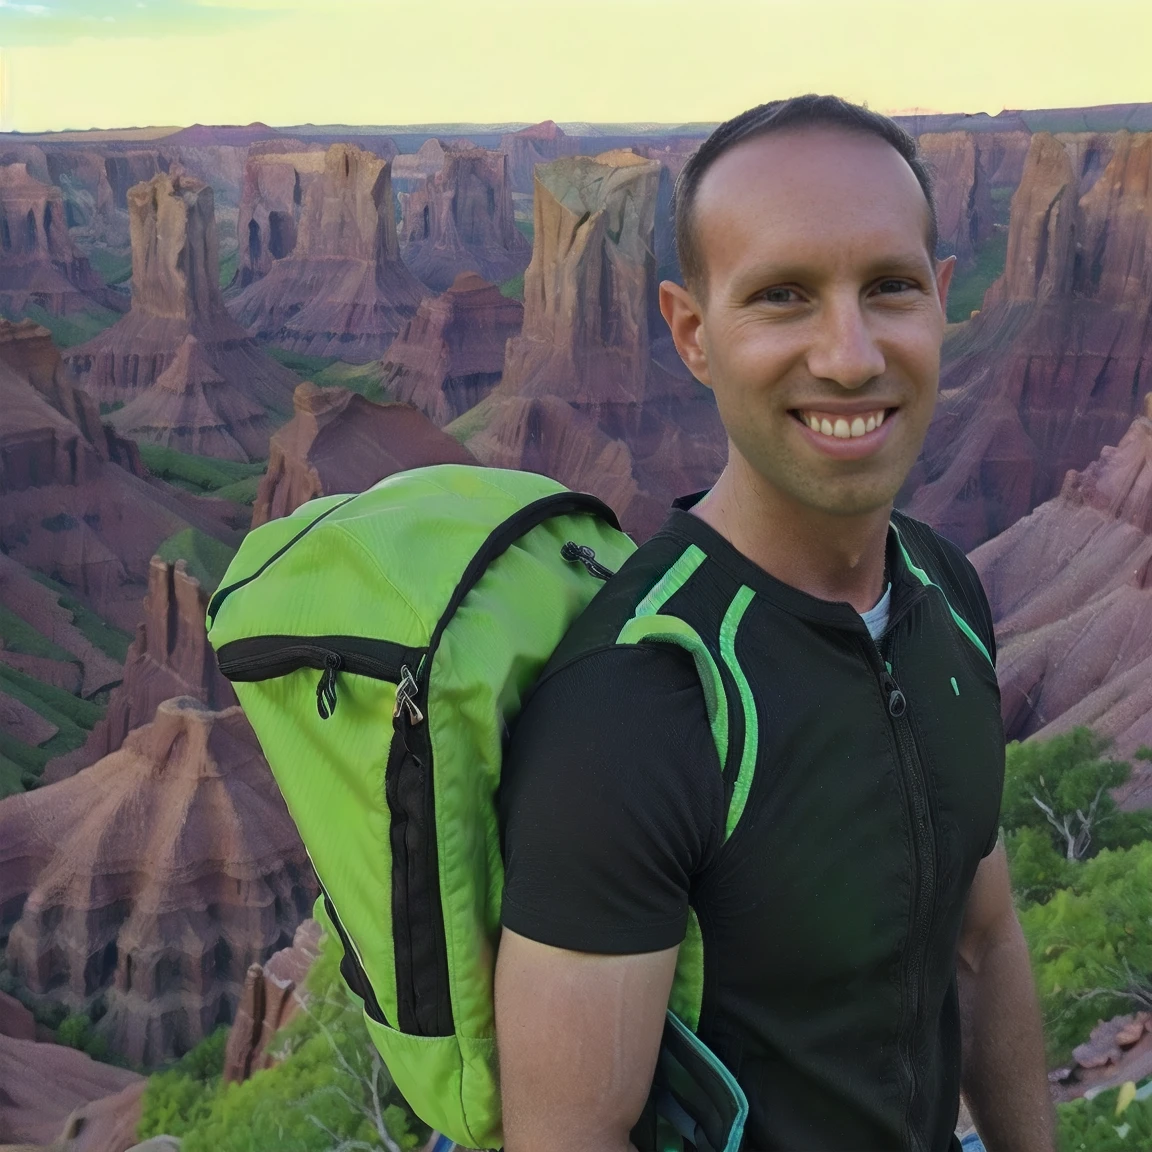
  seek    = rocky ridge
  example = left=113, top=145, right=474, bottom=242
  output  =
left=0, top=318, right=239, bottom=633
left=229, top=143, right=428, bottom=361
left=398, top=143, right=530, bottom=291
left=380, top=271, right=523, bottom=424
left=453, top=149, right=724, bottom=539
left=43, top=556, right=237, bottom=783
left=251, top=381, right=474, bottom=528
left=0, top=697, right=315, bottom=1067
left=969, top=393, right=1152, bottom=787
left=906, top=129, right=1152, bottom=549
left=65, top=171, right=296, bottom=418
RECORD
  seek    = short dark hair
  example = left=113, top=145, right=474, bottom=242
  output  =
left=671, top=94, right=940, bottom=297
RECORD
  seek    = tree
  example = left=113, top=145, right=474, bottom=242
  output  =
left=1002, top=729, right=1152, bottom=863
left=138, top=929, right=426, bottom=1152
left=1021, top=841, right=1152, bottom=1061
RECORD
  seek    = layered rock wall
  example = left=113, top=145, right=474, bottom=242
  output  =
left=65, top=171, right=296, bottom=419
left=0, top=697, right=315, bottom=1067
left=917, top=132, right=994, bottom=263
left=381, top=271, right=523, bottom=423
left=498, top=120, right=583, bottom=193
left=904, top=130, right=1152, bottom=550
left=399, top=144, right=530, bottom=290
left=251, top=381, right=474, bottom=527
left=0, top=318, right=240, bottom=632
left=235, top=141, right=328, bottom=288
left=229, top=143, right=428, bottom=361
left=454, top=150, right=725, bottom=538
left=968, top=395, right=1152, bottom=790
left=0, top=164, right=111, bottom=315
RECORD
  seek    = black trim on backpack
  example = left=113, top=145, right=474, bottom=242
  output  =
left=388, top=489, right=623, bottom=1041
left=424, top=490, right=621, bottom=668
left=321, top=889, right=388, bottom=1026
left=216, top=635, right=417, bottom=683
left=205, top=495, right=359, bottom=627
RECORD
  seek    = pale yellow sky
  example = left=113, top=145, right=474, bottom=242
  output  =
left=1, top=0, right=1151, bottom=133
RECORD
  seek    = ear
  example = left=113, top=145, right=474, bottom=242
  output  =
left=934, top=255, right=957, bottom=316
left=659, top=280, right=712, bottom=388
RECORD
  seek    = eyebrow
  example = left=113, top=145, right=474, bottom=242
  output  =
left=731, top=253, right=932, bottom=297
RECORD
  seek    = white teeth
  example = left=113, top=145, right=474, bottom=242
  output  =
left=800, top=409, right=890, bottom=439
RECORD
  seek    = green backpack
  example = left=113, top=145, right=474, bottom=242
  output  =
left=205, top=463, right=747, bottom=1151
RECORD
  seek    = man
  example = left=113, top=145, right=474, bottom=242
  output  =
left=494, top=95, right=1057, bottom=1151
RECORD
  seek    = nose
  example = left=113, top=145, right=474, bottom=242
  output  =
left=805, top=295, right=886, bottom=390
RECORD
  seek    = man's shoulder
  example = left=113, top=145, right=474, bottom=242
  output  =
left=541, top=522, right=706, bottom=677
left=891, top=509, right=996, bottom=662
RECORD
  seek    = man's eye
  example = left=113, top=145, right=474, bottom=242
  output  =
left=760, top=287, right=799, bottom=304
left=876, top=279, right=915, bottom=294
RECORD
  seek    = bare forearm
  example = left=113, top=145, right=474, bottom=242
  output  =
left=958, top=917, right=1056, bottom=1152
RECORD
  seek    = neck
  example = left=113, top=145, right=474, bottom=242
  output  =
left=692, top=456, right=892, bottom=614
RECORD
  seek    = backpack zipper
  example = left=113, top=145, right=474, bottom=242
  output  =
left=215, top=635, right=420, bottom=719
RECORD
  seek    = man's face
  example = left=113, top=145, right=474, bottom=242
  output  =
left=663, top=126, right=954, bottom=519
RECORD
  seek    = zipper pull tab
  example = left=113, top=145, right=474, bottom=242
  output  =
left=561, top=541, right=616, bottom=581
left=393, top=665, right=425, bottom=725
left=882, top=669, right=907, bottom=718
left=316, top=652, right=340, bottom=719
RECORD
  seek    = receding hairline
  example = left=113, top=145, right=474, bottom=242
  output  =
left=677, top=120, right=939, bottom=300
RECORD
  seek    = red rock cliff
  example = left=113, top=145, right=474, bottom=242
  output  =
left=43, top=556, right=237, bottom=784
left=398, top=143, right=530, bottom=291
left=454, top=150, right=724, bottom=539
left=968, top=394, right=1152, bottom=798
left=498, top=121, right=582, bottom=194
left=251, top=381, right=475, bottom=527
left=381, top=271, right=523, bottom=424
left=0, top=163, right=112, bottom=315
left=235, top=141, right=328, bottom=288
left=64, top=170, right=296, bottom=419
left=0, top=697, right=316, bottom=1067
left=917, top=132, right=994, bottom=263
left=230, top=143, right=428, bottom=361
left=0, top=318, right=240, bottom=632
left=904, top=130, right=1152, bottom=549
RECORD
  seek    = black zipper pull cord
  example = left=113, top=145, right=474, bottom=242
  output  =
left=561, top=541, right=616, bottom=581
left=316, top=651, right=341, bottom=719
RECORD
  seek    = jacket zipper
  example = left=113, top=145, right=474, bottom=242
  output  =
left=860, top=591, right=935, bottom=1152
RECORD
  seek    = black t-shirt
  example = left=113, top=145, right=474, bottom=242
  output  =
left=499, top=502, right=1004, bottom=1151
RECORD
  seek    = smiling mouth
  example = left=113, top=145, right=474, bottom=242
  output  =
left=791, top=407, right=897, bottom=440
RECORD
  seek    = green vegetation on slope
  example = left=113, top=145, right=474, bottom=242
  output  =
left=155, top=528, right=237, bottom=594
left=264, top=346, right=389, bottom=402
left=11, top=302, right=121, bottom=348
left=137, top=442, right=266, bottom=500
left=218, top=247, right=239, bottom=289
left=499, top=272, right=525, bottom=301
left=0, top=659, right=106, bottom=795
left=86, top=247, right=133, bottom=286
left=1059, top=1078, right=1152, bottom=1151
left=28, top=572, right=133, bottom=664
left=945, top=228, right=1009, bottom=324
left=0, top=604, right=81, bottom=664
left=137, top=928, right=426, bottom=1151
